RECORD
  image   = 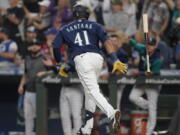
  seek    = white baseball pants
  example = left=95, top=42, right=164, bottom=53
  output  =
left=129, top=84, right=161, bottom=135
left=74, top=52, right=115, bottom=118
left=60, top=84, right=84, bottom=135
left=24, top=91, right=36, bottom=135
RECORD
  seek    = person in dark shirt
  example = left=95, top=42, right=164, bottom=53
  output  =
left=3, top=0, right=25, bottom=44
left=52, top=4, right=127, bottom=135
left=107, top=34, right=128, bottom=111
left=17, top=39, right=52, bottom=135
left=20, top=25, right=38, bottom=58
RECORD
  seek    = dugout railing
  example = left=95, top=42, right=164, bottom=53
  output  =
left=36, top=73, right=180, bottom=135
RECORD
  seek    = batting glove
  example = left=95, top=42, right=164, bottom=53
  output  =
left=112, top=61, right=127, bottom=74
left=55, top=63, right=70, bottom=78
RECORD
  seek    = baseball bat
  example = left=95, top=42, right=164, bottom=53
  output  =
left=143, top=13, right=151, bottom=72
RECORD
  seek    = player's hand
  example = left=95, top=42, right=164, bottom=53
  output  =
left=55, top=63, right=70, bottom=78
left=18, top=86, right=24, bottom=95
left=112, top=61, right=127, bottom=75
left=58, top=65, right=69, bottom=77
left=145, top=71, right=154, bottom=76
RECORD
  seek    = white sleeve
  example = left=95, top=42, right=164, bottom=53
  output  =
left=9, top=42, right=18, bottom=52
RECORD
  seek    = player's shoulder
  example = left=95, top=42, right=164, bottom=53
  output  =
left=60, top=20, right=103, bottom=32
left=90, top=21, right=103, bottom=27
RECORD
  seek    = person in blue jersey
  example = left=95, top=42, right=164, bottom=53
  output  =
left=0, top=27, right=18, bottom=67
left=107, top=34, right=128, bottom=111
left=52, top=4, right=127, bottom=135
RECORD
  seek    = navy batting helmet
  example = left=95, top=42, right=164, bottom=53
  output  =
left=73, top=4, right=90, bottom=19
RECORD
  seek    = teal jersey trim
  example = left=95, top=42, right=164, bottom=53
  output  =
left=151, top=59, right=163, bottom=74
left=129, top=39, right=146, bottom=55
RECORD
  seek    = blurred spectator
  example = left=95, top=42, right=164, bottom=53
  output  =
left=168, top=0, right=180, bottom=29
left=134, top=30, right=144, bottom=44
left=17, top=39, right=52, bottom=135
left=87, top=0, right=112, bottom=26
left=76, top=0, right=98, bottom=21
left=94, top=0, right=105, bottom=25
left=157, top=41, right=173, bottom=69
left=0, top=0, right=10, bottom=9
left=1, top=0, right=25, bottom=44
left=140, top=0, right=151, bottom=14
left=52, top=15, right=62, bottom=30
left=20, top=25, right=38, bottom=58
left=57, top=0, right=73, bottom=26
left=123, top=0, right=137, bottom=36
left=105, top=1, right=129, bottom=34
left=138, top=0, right=152, bottom=29
left=76, top=0, right=98, bottom=11
left=26, top=0, right=51, bottom=32
left=25, top=25, right=38, bottom=42
left=41, top=28, right=58, bottom=59
left=23, top=0, right=40, bottom=13
left=101, top=0, right=111, bottom=25
left=166, top=0, right=180, bottom=46
left=147, top=0, right=170, bottom=38
left=0, top=27, right=18, bottom=67
left=91, top=0, right=111, bottom=25
left=136, top=0, right=144, bottom=26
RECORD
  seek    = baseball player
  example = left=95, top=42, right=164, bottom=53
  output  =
left=52, top=4, right=127, bottom=135
left=128, top=37, right=163, bottom=135
left=60, top=83, right=84, bottom=135
left=17, top=39, right=52, bottom=135
left=106, top=34, right=128, bottom=110
left=59, top=54, right=84, bottom=135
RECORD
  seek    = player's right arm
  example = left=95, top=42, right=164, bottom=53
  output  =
left=18, top=74, right=26, bottom=95
left=52, top=30, right=70, bottom=77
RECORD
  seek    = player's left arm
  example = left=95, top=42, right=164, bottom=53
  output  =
left=52, top=30, right=65, bottom=63
left=52, top=30, right=71, bottom=77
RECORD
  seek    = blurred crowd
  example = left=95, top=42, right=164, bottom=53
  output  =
left=0, top=0, right=178, bottom=135
left=0, top=0, right=180, bottom=71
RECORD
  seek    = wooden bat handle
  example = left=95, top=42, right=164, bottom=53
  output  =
left=143, top=14, right=148, bottom=33
left=143, top=13, right=151, bottom=72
